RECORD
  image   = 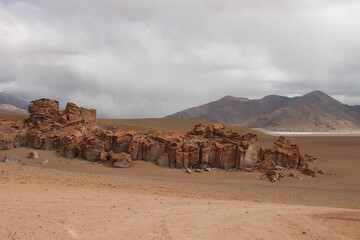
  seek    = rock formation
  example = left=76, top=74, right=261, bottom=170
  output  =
left=0, top=98, right=321, bottom=180
left=256, top=136, right=322, bottom=181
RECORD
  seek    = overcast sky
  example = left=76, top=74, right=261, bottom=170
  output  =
left=0, top=0, right=359, bottom=118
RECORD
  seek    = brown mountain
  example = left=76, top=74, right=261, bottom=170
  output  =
left=167, top=91, right=360, bottom=131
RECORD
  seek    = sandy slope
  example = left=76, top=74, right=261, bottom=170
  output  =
left=1, top=135, right=360, bottom=239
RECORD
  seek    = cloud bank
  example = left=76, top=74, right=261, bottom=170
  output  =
left=0, top=0, right=359, bottom=117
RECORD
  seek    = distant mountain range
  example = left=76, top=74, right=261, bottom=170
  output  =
left=0, top=91, right=29, bottom=115
left=167, top=91, right=360, bottom=131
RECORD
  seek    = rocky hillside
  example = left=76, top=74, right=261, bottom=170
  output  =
left=167, top=91, right=360, bottom=131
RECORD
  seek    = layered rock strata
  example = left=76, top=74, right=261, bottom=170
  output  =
left=1, top=99, right=319, bottom=177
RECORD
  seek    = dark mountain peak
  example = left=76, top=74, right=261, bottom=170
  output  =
left=299, top=90, right=340, bottom=106
left=303, top=90, right=331, bottom=100
left=307, top=90, right=327, bottom=95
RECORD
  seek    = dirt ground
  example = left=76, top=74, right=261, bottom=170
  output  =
left=1, top=135, right=359, bottom=239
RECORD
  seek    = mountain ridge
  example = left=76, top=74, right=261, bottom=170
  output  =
left=167, top=90, right=360, bottom=131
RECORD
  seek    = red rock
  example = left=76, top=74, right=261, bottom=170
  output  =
left=110, top=152, right=132, bottom=168
left=109, top=152, right=131, bottom=161
left=0, top=98, right=321, bottom=179
left=99, top=151, right=109, bottom=162
left=26, top=99, right=61, bottom=127
left=112, top=131, right=134, bottom=153
left=0, top=121, right=19, bottom=150
left=258, top=136, right=305, bottom=169
left=96, top=129, right=114, bottom=151
left=156, top=153, right=169, bottom=167
left=81, top=137, right=105, bottom=162
left=25, top=130, right=43, bottom=149
left=128, top=131, right=167, bottom=162
left=61, top=102, right=98, bottom=126
left=0, top=133, right=15, bottom=150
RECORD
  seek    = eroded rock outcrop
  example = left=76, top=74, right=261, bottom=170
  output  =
left=25, top=99, right=98, bottom=128
left=1, top=99, right=98, bottom=152
left=255, top=136, right=321, bottom=181
left=0, top=98, right=321, bottom=181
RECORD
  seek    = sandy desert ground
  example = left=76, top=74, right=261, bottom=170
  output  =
left=1, top=135, right=360, bottom=240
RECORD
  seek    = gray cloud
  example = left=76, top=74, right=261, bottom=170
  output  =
left=0, top=0, right=359, bottom=118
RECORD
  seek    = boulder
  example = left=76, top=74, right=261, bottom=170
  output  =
left=109, top=152, right=131, bottom=161
left=113, top=160, right=131, bottom=168
left=111, top=152, right=132, bottom=168
left=5, top=156, right=20, bottom=164
left=28, top=151, right=39, bottom=159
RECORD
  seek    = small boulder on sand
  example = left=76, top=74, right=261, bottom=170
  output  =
left=111, top=152, right=132, bottom=168
left=5, top=156, right=20, bottom=164
left=28, top=151, right=39, bottom=160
